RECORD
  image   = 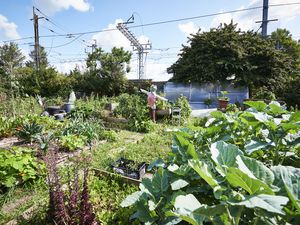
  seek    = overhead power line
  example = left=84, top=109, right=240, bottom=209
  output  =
left=3, top=2, right=300, bottom=43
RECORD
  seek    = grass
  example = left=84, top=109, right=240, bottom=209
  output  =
left=91, top=125, right=174, bottom=171
left=0, top=179, right=48, bottom=224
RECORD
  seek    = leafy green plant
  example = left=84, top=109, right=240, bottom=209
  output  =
left=115, top=93, right=154, bottom=133
left=174, top=95, right=192, bottom=120
left=59, top=134, right=86, bottom=151
left=226, top=103, right=238, bottom=112
left=100, top=130, right=118, bottom=142
left=203, top=98, right=213, bottom=108
left=121, top=101, right=300, bottom=224
left=16, top=122, right=43, bottom=143
left=34, top=132, right=55, bottom=153
left=252, top=86, right=276, bottom=100
left=0, top=147, right=45, bottom=190
left=218, top=91, right=230, bottom=101
left=122, top=139, right=300, bottom=225
left=0, top=117, right=14, bottom=138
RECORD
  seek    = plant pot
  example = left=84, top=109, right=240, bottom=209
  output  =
left=62, top=103, right=75, bottom=113
left=45, top=106, right=61, bottom=115
left=111, top=158, right=146, bottom=180
left=218, top=100, right=229, bottom=109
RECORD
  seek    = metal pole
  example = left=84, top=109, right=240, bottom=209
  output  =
left=261, top=0, right=269, bottom=38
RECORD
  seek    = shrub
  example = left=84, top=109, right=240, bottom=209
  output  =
left=174, top=95, right=192, bottom=120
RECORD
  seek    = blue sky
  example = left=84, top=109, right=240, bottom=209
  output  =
left=1, top=0, right=300, bottom=81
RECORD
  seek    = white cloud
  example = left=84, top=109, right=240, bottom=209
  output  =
left=92, top=19, right=131, bottom=51
left=0, top=14, right=20, bottom=39
left=33, top=0, right=91, bottom=14
left=178, top=22, right=199, bottom=36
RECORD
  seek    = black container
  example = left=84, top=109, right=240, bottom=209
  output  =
left=45, top=106, right=61, bottom=115
left=111, top=158, right=146, bottom=180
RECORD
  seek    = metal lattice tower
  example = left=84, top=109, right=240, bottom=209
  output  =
left=117, top=22, right=151, bottom=79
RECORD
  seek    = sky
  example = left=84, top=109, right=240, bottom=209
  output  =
left=1, top=0, right=300, bottom=81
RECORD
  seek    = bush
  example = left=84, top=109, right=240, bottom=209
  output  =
left=174, top=95, right=192, bottom=120
left=114, top=93, right=154, bottom=133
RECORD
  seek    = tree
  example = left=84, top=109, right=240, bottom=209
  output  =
left=83, top=47, right=132, bottom=96
left=271, top=28, right=300, bottom=64
left=26, top=45, right=49, bottom=69
left=270, top=29, right=300, bottom=106
left=0, top=42, right=25, bottom=95
left=168, top=22, right=296, bottom=95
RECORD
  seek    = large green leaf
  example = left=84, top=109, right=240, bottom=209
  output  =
left=168, top=164, right=191, bottom=176
left=228, top=194, right=289, bottom=215
left=152, top=167, right=169, bottom=194
left=168, top=194, right=204, bottom=225
left=272, top=166, right=300, bottom=211
left=237, top=155, right=274, bottom=185
left=193, top=204, right=226, bottom=217
left=136, top=200, right=158, bottom=223
left=289, top=111, right=300, bottom=123
left=171, top=179, right=189, bottom=190
left=172, top=134, right=198, bottom=161
left=210, top=141, right=243, bottom=176
left=174, top=194, right=202, bottom=214
left=226, top=167, right=274, bottom=195
left=188, top=159, right=219, bottom=188
left=268, top=103, right=287, bottom=116
left=244, top=101, right=267, bottom=112
left=249, top=112, right=271, bottom=123
left=245, top=140, right=273, bottom=155
left=121, top=191, right=144, bottom=207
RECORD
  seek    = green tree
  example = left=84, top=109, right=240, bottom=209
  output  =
left=26, top=45, right=49, bottom=69
left=271, top=28, right=300, bottom=64
left=84, top=47, right=132, bottom=96
left=270, top=29, right=300, bottom=106
left=0, top=42, right=25, bottom=95
left=168, top=22, right=295, bottom=95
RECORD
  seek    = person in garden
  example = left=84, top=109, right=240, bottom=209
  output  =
left=140, top=84, right=168, bottom=122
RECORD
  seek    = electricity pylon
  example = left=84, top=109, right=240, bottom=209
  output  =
left=117, top=19, right=151, bottom=79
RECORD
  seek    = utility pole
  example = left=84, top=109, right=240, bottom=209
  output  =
left=31, top=7, right=44, bottom=71
left=256, top=0, right=277, bottom=38
left=261, top=0, right=269, bottom=38
left=117, top=17, right=151, bottom=79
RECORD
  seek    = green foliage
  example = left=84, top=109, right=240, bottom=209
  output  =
left=175, top=95, right=192, bottom=120
left=0, top=117, right=15, bottom=138
left=89, top=175, right=139, bottom=224
left=203, top=98, right=213, bottom=107
left=218, top=91, right=230, bottom=101
left=16, top=122, right=43, bottom=143
left=122, top=101, right=300, bottom=224
left=0, top=147, right=44, bottom=190
left=115, top=93, right=154, bottom=133
left=252, top=86, right=277, bottom=100
left=168, top=22, right=296, bottom=96
left=75, top=47, right=131, bottom=96
left=226, top=103, right=239, bottom=112
left=0, top=42, right=25, bottom=96
left=59, top=134, right=86, bottom=151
